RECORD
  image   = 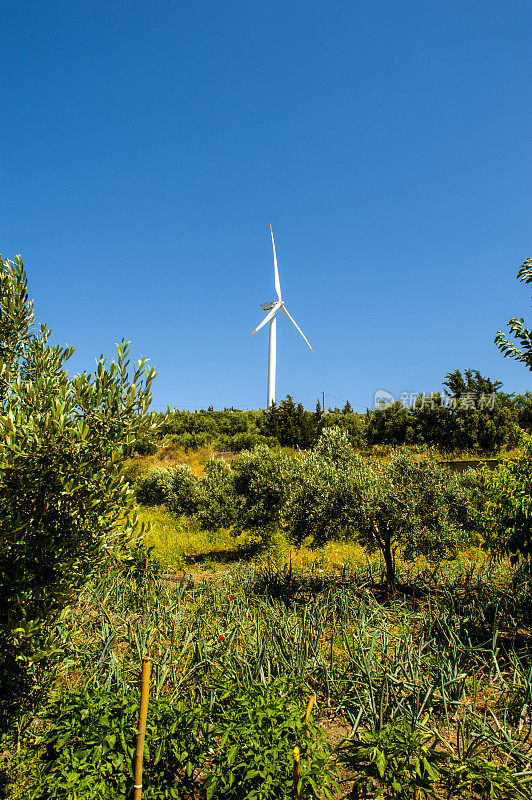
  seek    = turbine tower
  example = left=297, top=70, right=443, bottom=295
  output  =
left=252, top=224, right=314, bottom=408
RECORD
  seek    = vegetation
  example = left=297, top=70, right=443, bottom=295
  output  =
left=155, top=372, right=531, bottom=455
left=134, top=430, right=480, bottom=585
left=496, top=257, right=532, bottom=371
left=0, top=254, right=156, bottom=728
left=35, top=678, right=335, bottom=800
left=477, top=433, right=532, bottom=566
left=3, top=554, right=532, bottom=798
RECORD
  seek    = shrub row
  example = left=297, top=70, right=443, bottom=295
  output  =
left=136, top=428, right=492, bottom=584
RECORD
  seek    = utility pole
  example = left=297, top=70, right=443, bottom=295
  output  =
left=322, top=390, right=325, bottom=413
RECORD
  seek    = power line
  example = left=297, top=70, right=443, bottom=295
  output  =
left=151, top=392, right=370, bottom=413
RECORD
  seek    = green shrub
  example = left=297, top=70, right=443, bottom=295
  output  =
left=195, top=457, right=237, bottom=530
left=135, top=469, right=174, bottom=506
left=366, top=401, right=416, bottom=447
left=284, top=449, right=355, bottom=548
left=258, top=395, right=317, bottom=447
left=338, top=720, right=446, bottom=799
left=37, top=688, right=210, bottom=799
left=167, top=465, right=198, bottom=516
left=36, top=680, right=337, bottom=800
left=121, top=458, right=144, bottom=486
left=215, top=431, right=277, bottom=452
left=312, top=425, right=355, bottom=466
left=232, top=445, right=299, bottom=543
left=0, top=254, right=156, bottom=728
left=205, top=680, right=338, bottom=800
left=178, top=431, right=212, bottom=452
left=476, top=434, right=532, bottom=565
left=338, top=719, right=531, bottom=800
left=318, top=413, right=366, bottom=449
left=135, top=465, right=198, bottom=515
left=134, top=437, right=158, bottom=456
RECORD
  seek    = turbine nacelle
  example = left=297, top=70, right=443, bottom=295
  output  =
left=260, top=301, right=277, bottom=311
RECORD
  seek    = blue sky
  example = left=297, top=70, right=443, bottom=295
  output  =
left=1, top=0, right=531, bottom=411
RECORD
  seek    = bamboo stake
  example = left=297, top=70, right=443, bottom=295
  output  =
left=133, top=657, right=151, bottom=800
left=292, top=746, right=301, bottom=800
left=304, top=694, right=316, bottom=770
left=304, top=695, right=316, bottom=724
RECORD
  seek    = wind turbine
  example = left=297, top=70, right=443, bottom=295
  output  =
left=252, top=224, right=314, bottom=408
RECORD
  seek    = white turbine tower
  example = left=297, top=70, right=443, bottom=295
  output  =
left=252, top=224, right=314, bottom=408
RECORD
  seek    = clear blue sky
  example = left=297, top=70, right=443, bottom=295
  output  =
left=1, top=0, right=531, bottom=411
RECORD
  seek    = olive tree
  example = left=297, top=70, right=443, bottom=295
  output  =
left=286, top=433, right=471, bottom=586
left=476, top=434, right=532, bottom=566
left=194, top=456, right=237, bottom=531
left=0, top=254, right=157, bottom=726
left=231, top=445, right=299, bottom=544
left=346, top=451, right=470, bottom=585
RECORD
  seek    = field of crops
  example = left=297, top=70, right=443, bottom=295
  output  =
left=3, top=541, right=532, bottom=799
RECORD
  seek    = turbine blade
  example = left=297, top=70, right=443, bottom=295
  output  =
left=270, top=223, right=282, bottom=301
left=281, top=305, right=314, bottom=353
left=251, top=302, right=281, bottom=335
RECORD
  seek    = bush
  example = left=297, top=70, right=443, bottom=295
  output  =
left=284, top=449, right=357, bottom=548
left=135, top=466, right=198, bottom=515
left=134, top=437, right=158, bottom=456
left=259, top=396, right=317, bottom=448
left=476, top=434, right=532, bottom=565
left=135, top=469, right=174, bottom=506
left=232, top=446, right=299, bottom=544
left=177, top=430, right=212, bottom=452
left=167, top=464, right=199, bottom=516
left=313, top=425, right=355, bottom=466
left=205, top=680, right=338, bottom=800
left=367, top=402, right=416, bottom=447
left=338, top=720, right=447, bottom=799
left=37, top=688, right=210, bottom=799
left=214, top=431, right=277, bottom=452
left=36, top=680, right=338, bottom=800
left=195, top=457, right=237, bottom=531
left=338, top=718, right=529, bottom=800
left=318, top=412, right=366, bottom=449
left=0, top=254, right=156, bottom=728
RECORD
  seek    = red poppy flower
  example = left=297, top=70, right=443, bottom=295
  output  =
left=219, top=635, right=226, bottom=642
left=229, top=595, right=235, bottom=601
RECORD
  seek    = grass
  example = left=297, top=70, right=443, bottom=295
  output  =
left=124, top=441, right=235, bottom=483
left=140, top=499, right=493, bottom=583
left=140, top=503, right=376, bottom=575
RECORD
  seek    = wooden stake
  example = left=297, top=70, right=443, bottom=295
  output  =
left=292, top=746, right=301, bottom=800
left=304, top=695, right=316, bottom=724
left=292, top=697, right=315, bottom=800
left=133, top=657, right=151, bottom=800
left=305, top=694, right=316, bottom=770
